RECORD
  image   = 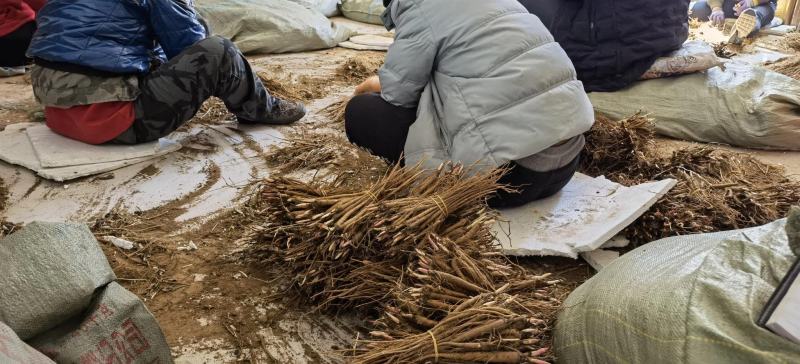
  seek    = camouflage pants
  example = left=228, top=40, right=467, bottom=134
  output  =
left=113, top=36, right=277, bottom=144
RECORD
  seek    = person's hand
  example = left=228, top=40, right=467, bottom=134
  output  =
left=354, top=75, right=381, bottom=96
left=710, top=8, right=725, bottom=25
left=735, top=0, right=753, bottom=16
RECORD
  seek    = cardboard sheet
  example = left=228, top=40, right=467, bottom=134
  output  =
left=26, top=124, right=179, bottom=168
left=495, top=173, right=676, bottom=258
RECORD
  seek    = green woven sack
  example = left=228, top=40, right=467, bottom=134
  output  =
left=340, top=0, right=385, bottom=25
left=555, top=210, right=800, bottom=363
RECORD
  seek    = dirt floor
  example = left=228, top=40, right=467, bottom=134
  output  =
left=0, top=19, right=798, bottom=364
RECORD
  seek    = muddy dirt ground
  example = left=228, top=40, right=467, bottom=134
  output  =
left=0, top=20, right=799, bottom=364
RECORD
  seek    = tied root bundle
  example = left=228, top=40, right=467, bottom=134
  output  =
left=242, top=164, right=562, bottom=363
left=582, top=112, right=800, bottom=243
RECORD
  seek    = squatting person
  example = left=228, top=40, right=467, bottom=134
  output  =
left=345, top=0, right=594, bottom=208
left=691, top=0, right=777, bottom=40
left=26, top=0, right=306, bottom=145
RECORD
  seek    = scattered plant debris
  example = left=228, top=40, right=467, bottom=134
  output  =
left=582, top=112, right=800, bottom=243
left=766, top=55, right=800, bottom=80
left=264, top=127, right=388, bottom=190
left=335, top=54, right=384, bottom=83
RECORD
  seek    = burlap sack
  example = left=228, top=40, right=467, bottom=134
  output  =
left=196, top=0, right=355, bottom=54
left=28, top=283, right=173, bottom=364
left=0, top=222, right=115, bottom=340
left=555, top=214, right=800, bottom=363
left=0, top=322, right=54, bottom=364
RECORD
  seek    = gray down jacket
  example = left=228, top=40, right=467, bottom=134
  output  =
left=379, top=0, right=594, bottom=169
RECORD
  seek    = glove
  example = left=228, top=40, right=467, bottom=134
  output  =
left=710, top=8, right=725, bottom=25
left=735, top=0, right=754, bottom=16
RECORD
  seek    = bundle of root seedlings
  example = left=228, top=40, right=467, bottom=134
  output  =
left=766, top=55, right=800, bottom=81
left=242, top=164, right=563, bottom=363
left=582, top=112, right=800, bottom=243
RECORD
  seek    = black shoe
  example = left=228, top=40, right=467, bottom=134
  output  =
left=266, top=98, right=306, bottom=125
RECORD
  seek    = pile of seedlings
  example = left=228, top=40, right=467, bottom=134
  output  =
left=242, top=164, right=563, bottom=363
left=264, top=127, right=388, bottom=191
left=335, top=54, right=384, bottom=83
left=257, top=71, right=328, bottom=101
left=582, top=112, right=800, bottom=243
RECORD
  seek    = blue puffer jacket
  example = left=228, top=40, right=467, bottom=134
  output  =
left=27, top=0, right=206, bottom=74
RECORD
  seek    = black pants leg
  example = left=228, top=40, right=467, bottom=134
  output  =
left=0, top=21, right=36, bottom=67
left=113, top=36, right=279, bottom=144
left=344, top=92, right=417, bottom=164
left=488, top=155, right=580, bottom=209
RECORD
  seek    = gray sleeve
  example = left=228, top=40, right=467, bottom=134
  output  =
left=378, top=2, right=436, bottom=108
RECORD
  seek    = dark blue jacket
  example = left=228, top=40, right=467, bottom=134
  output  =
left=551, top=0, right=690, bottom=92
left=27, top=0, right=206, bottom=74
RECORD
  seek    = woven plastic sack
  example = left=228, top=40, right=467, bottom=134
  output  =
left=28, top=283, right=172, bottom=364
left=590, top=61, right=800, bottom=151
left=640, top=40, right=721, bottom=80
left=340, top=0, right=385, bottom=25
left=555, top=212, right=800, bottom=363
left=288, top=0, right=341, bottom=17
left=0, top=222, right=116, bottom=340
left=195, top=0, right=355, bottom=54
left=0, top=322, right=54, bottom=364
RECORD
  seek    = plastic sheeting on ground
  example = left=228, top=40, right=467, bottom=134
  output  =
left=0, top=222, right=172, bottom=363
left=195, top=0, right=355, bottom=54
left=340, top=0, right=385, bottom=25
left=555, top=210, right=800, bottom=363
left=590, top=61, right=800, bottom=151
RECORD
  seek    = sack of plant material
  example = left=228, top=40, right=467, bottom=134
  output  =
left=589, top=61, right=800, bottom=151
left=0, top=222, right=172, bottom=364
left=28, top=283, right=172, bottom=364
left=640, top=40, right=721, bottom=80
left=287, top=0, right=341, bottom=17
left=555, top=211, right=800, bottom=363
left=340, top=0, right=385, bottom=25
left=195, top=0, right=355, bottom=54
left=0, top=222, right=116, bottom=340
left=0, top=322, right=54, bottom=364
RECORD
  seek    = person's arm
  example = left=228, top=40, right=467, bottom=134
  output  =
left=145, top=0, right=206, bottom=59
left=377, top=2, right=437, bottom=108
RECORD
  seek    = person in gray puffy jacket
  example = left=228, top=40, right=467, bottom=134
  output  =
left=345, top=0, right=594, bottom=208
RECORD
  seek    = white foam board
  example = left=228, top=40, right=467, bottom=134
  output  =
left=26, top=124, right=180, bottom=168
left=580, top=249, right=621, bottom=271
left=495, top=173, right=676, bottom=258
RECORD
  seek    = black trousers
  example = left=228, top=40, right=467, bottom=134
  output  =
left=344, top=93, right=578, bottom=209
left=112, top=36, right=279, bottom=144
left=0, top=21, right=36, bottom=67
